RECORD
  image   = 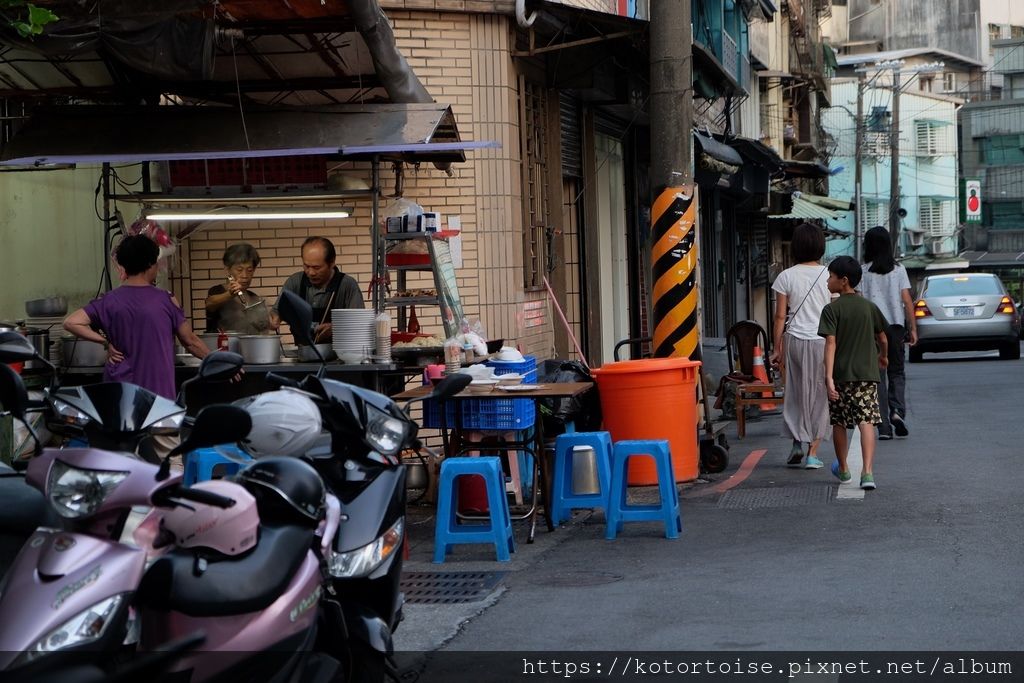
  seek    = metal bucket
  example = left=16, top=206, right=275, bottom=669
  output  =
left=571, top=445, right=600, bottom=495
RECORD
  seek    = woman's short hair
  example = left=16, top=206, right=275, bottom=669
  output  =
left=222, top=242, right=261, bottom=269
left=115, top=235, right=160, bottom=276
left=790, top=222, right=826, bottom=263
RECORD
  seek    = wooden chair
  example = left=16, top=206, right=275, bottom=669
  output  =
left=725, top=321, right=784, bottom=438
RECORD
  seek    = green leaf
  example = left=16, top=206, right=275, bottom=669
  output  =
left=12, top=20, right=31, bottom=37
left=27, top=4, right=57, bottom=27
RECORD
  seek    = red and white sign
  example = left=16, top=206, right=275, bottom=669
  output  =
left=965, top=179, right=981, bottom=222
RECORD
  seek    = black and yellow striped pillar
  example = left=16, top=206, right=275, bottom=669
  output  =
left=651, top=185, right=700, bottom=360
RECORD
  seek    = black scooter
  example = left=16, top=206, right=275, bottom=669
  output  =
left=271, top=291, right=470, bottom=683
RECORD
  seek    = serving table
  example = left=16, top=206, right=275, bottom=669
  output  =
left=392, top=381, right=595, bottom=543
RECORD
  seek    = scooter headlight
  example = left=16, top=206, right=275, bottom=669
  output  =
left=18, top=593, right=126, bottom=663
left=51, top=399, right=91, bottom=427
left=48, top=461, right=129, bottom=519
left=149, top=412, right=185, bottom=435
left=329, top=517, right=404, bottom=578
left=365, top=406, right=408, bottom=456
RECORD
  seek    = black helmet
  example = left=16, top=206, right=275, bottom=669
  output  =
left=233, top=457, right=325, bottom=529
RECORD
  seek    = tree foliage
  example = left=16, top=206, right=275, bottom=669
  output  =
left=1, top=0, right=59, bottom=38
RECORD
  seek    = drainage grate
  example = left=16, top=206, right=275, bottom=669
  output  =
left=717, top=486, right=833, bottom=510
left=400, top=571, right=506, bottom=605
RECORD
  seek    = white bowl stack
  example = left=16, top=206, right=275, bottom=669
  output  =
left=331, top=309, right=376, bottom=364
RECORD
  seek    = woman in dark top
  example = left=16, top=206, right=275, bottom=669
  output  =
left=205, top=242, right=272, bottom=334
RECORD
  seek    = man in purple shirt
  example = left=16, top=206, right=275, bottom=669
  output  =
left=64, top=235, right=209, bottom=399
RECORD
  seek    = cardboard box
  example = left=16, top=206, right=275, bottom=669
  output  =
left=417, top=212, right=441, bottom=232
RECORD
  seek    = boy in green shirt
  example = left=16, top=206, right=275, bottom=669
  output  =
left=818, top=256, right=889, bottom=490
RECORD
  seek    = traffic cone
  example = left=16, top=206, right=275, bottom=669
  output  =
left=751, top=346, right=776, bottom=411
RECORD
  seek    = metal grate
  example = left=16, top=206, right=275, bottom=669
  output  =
left=400, top=571, right=506, bottom=605
left=717, top=486, right=833, bottom=510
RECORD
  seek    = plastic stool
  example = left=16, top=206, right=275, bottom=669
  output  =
left=605, top=440, right=682, bottom=540
left=434, top=457, right=515, bottom=563
left=550, top=431, right=613, bottom=524
left=184, top=446, right=251, bottom=486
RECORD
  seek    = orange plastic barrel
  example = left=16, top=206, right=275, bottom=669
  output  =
left=591, top=357, right=701, bottom=484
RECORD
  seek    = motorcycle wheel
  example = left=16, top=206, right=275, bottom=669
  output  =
left=347, top=640, right=389, bottom=683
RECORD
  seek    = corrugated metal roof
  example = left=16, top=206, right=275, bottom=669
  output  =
left=768, top=196, right=847, bottom=221
left=836, top=47, right=983, bottom=69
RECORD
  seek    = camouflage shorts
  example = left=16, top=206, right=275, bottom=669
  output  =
left=829, top=381, right=881, bottom=428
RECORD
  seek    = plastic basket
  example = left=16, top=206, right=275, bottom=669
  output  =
left=422, top=355, right=538, bottom=430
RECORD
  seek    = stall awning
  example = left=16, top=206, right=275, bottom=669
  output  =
left=960, top=250, right=1024, bottom=267
left=0, top=103, right=482, bottom=165
left=694, top=131, right=743, bottom=167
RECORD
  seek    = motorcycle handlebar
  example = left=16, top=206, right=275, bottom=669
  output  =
left=266, top=372, right=301, bottom=389
left=157, top=484, right=236, bottom=509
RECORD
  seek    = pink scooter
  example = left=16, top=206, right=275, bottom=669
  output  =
left=0, top=335, right=341, bottom=681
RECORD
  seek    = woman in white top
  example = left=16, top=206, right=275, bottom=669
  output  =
left=769, top=223, right=832, bottom=468
left=859, top=226, right=918, bottom=440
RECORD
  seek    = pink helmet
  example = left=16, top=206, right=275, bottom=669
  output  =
left=159, top=480, right=259, bottom=556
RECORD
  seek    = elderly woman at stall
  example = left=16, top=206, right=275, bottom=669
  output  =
left=205, top=242, right=272, bottom=334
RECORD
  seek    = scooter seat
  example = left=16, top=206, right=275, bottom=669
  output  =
left=0, top=474, right=61, bottom=535
left=137, top=524, right=314, bottom=617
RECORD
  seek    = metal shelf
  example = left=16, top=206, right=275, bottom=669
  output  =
left=385, top=264, right=433, bottom=271
left=386, top=296, right=439, bottom=306
left=383, top=230, right=459, bottom=240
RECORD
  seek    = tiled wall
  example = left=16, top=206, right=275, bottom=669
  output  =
left=177, top=10, right=556, bottom=359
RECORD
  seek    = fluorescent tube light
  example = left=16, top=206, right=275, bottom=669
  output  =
left=144, top=208, right=352, bottom=221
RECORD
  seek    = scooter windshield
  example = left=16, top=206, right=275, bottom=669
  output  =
left=51, top=383, right=183, bottom=433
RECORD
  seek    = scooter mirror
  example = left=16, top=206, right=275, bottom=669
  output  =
left=0, top=363, right=29, bottom=421
left=0, top=331, right=37, bottom=363
left=197, top=351, right=245, bottom=382
left=430, top=373, right=472, bottom=401
left=167, top=404, right=252, bottom=461
left=277, top=290, right=315, bottom=347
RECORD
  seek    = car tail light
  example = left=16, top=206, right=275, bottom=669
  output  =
left=997, top=296, right=1015, bottom=315
left=914, top=300, right=931, bottom=318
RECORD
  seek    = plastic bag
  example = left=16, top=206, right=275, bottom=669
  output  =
left=538, top=360, right=601, bottom=435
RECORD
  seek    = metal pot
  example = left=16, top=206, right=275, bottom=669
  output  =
left=25, top=296, right=67, bottom=317
left=61, top=336, right=108, bottom=367
left=238, top=335, right=282, bottom=364
left=199, top=332, right=241, bottom=354
left=297, top=343, right=335, bottom=362
left=21, top=328, right=50, bottom=370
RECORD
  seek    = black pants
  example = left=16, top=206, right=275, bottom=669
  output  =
left=877, top=324, right=907, bottom=432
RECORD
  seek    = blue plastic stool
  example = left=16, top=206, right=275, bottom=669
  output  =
left=605, top=440, right=682, bottom=540
left=434, top=457, right=515, bottom=563
left=550, top=431, right=613, bottom=524
left=183, top=446, right=252, bottom=486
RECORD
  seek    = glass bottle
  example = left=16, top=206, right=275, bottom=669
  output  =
left=407, top=305, right=421, bottom=334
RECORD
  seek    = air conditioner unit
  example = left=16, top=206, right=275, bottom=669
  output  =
left=906, top=230, right=925, bottom=247
left=928, top=238, right=948, bottom=254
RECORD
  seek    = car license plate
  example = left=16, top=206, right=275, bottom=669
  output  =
left=952, top=306, right=975, bottom=318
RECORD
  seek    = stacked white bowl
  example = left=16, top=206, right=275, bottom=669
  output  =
left=331, top=309, right=376, bottom=364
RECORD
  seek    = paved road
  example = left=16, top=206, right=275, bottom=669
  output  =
left=397, top=344, right=1024, bottom=659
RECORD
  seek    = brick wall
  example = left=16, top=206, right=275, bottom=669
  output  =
left=178, top=10, right=556, bottom=359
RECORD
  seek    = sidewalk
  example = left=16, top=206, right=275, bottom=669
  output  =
left=395, top=410, right=790, bottom=654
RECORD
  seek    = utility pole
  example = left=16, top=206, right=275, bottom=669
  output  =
left=854, top=72, right=865, bottom=261
left=649, top=0, right=698, bottom=360
left=888, top=67, right=902, bottom=251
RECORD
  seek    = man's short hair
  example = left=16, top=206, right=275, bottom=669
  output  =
left=828, top=255, right=862, bottom=288
left=115, top=235, right=160, bottom=276
left=301, top=236, right=336, bottom=264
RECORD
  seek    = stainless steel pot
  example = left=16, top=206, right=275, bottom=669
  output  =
left=21, top=328, right=50, bottom=370
left=297, top=343, right=335, bottom=362
left=199, top=332, right=241, bottom=354
left=25, top=296, right=67, bottom=317
left=238, top=335, right=282, bottom=364
left=61, top=336, right=108, bottom=367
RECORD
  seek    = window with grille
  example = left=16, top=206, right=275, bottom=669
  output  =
left=518, top=76, right=550, bottom=291
left=915, top=121, right=940, bottom=156
left=863, top=131, right=888, bottom=157
left=919, top=198, right=952, bottom=237
left=861, top=200, right=888, bottom=233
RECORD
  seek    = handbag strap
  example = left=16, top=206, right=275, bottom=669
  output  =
left=785, top=266, right=826, bottom=331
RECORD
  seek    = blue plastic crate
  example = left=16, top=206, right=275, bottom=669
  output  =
left=422, top=396, right=459, bottom=429
left=484, top=356, right=537, bottom=381
left=459, top=396, right=535, bottom=430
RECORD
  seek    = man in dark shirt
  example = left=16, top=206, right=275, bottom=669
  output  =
left=270, top=236, right=364, bottom=342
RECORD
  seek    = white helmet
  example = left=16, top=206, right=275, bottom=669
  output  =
left=159, top=480, right=258, bottom=556
left=238, top=389, right=322, bottom=458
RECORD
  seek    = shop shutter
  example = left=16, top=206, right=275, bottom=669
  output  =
left=560, top=92, right=582, bottom=178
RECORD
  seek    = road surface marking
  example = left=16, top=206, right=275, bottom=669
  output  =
left=684, top=449, right=767, bottom=498
left=835, top=427, right=865, bottom=500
